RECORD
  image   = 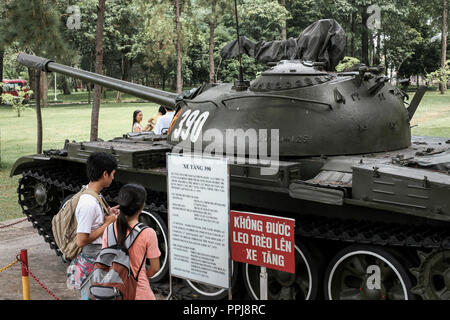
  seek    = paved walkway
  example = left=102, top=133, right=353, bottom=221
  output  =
left=0, top=218, right=80, bottom=300
left=0, top=218, right=164, bottom=300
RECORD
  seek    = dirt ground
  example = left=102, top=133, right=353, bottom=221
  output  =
left=0, top=217, right=165, bottom=300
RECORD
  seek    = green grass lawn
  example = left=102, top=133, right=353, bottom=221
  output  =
left=0, top=90, right=449, bottom=221
left=0, top=91, right=159, bottom=221
left=44, top=89, right=151, bottom=105
left=0, top=92, right=160, bottom=168
left=410, top=91, right=450, bottom=137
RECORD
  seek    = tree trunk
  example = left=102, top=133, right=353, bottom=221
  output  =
left=87, top=51, right=93, bottom=104
left=87, top=82, right=91, bottom=104
left=374, top=32, right=381, bottom=66
left=361, top=6, right=370, bottom=65
left=209, top=0, right=217, bottom=83
left=440, top=0, right=448, bottom=94
left=351, top=12, right=356, bottom=57
left=27, top=68, right=34, bottom=98
left=61, top=76, right=71, bottom=95
left=281, top=0, right=287, bottom=40
left=0, top=49, right=3, bottom=78
left=40, top=71, right=48, bottom=107
left=162, top=71, right=166, bottom=91
left=0, top=48, right=3, bottom=81
left=346, top=14, right=351, bottom=56
left=116, top=56, right=124, bottom=103
left=91, top=0, right=105, bottom=142
left=175, top=0, right=182, bottom=93
left=383, top=35, right=388, bottom=76
left=116, top=53, right=130, bottom=103
left=34, top=70, right=43, bottom=154
left=0, top=48, right=3, bottom=102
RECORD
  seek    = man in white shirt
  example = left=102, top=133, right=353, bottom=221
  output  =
left=76, top=152, right=119, bottom=248
left=154, top=106, right=176, bottom=135
left=75, top=152, right=119, bottom=299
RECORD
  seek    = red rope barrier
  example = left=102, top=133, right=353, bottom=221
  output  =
left=0, top=218, right=28, bottom=229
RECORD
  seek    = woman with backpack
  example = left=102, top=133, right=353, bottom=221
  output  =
left=101, top=184, right=161, bottom=300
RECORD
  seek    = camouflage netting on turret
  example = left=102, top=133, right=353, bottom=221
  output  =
left=220, top=19, right=346, bottom=71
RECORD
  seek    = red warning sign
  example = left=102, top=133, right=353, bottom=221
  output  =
left=230, top=210, right=295, bottom=274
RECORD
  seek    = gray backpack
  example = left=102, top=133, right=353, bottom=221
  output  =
left=89, top=222, right=148, bottom=300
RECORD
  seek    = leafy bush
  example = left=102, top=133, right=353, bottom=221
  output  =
left=0, top=83, right=33, bottom=117
left=426, top=60, right=449, bottom=88
left=335, top=56, right=361, bottom=72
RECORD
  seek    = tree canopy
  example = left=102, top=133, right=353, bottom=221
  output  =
left=1, top=0, right=448, bottom=91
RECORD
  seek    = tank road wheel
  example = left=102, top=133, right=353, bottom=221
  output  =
left=183, top=261, right=239, bottom=300
left=410, top=250, right=450, bottom=300
left=18, top=173, right=66, bottom=260
left=139, top=210, right=169, bottom=283
left=18, top=175, right=63, bottom=216
left=243, top=241, right=322, bottom=300
left=324, top=245, right=414, bottom=300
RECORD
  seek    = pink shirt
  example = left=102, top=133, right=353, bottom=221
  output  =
left=102, top=223, right=161, bottom=300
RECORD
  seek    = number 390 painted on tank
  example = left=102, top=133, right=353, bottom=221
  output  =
left=172, top=109, right=210, bottom=143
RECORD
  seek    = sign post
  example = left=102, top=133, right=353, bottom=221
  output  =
left=166, top=153, right=230, bottom=298
left=260, top=267, right=268, bottom=300
left=230, top=210, right=295, bottom=300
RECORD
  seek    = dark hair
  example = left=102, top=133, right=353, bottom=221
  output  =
left=132, top=110, right=142, bottom=131
left=86, top=152, right=118, bottom=182
left=116, top=184, right=147, bottom=248
left=158, top=106, right=167, bottom=115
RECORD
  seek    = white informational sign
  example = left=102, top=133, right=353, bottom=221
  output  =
left=167, top=153, right=230, bottom=289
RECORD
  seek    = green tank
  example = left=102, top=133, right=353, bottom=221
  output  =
left=11, top=31, right=450, bottom=300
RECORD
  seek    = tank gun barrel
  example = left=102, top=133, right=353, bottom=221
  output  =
left=17, top=53, right=178, bottom=107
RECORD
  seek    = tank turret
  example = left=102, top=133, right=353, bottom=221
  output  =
left=17, top=53, right=413, bottom=157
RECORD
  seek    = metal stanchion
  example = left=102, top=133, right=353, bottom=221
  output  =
left=260, top=266, right=268, bottom=300
left=20, top=249, right=30, bottom=300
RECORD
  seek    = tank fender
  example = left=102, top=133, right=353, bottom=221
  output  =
left=10, top=155, right=53, bottom=177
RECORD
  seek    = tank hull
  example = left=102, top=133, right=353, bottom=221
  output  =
left=11, top=134, right=450, bottom=300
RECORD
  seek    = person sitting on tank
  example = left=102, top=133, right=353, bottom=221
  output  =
left=154, top=106, right=175, bottom=135
left=132, top=110, right=152, bottom=133
left=147, top=105, right=167, bottom=131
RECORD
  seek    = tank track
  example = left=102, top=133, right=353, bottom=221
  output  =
left=294, top=215, right=450, bottom=249
left=16, top=166, right=450, bottom=299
